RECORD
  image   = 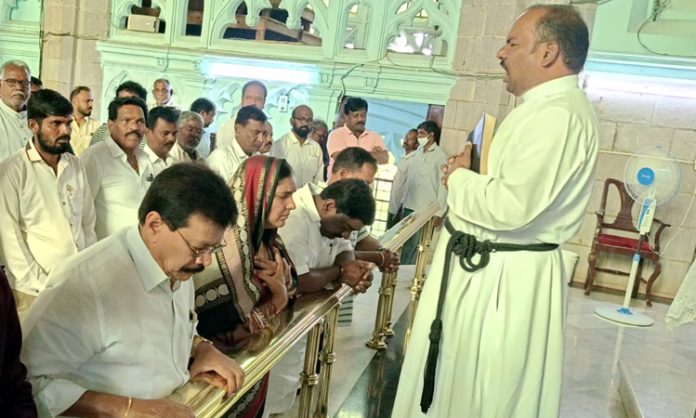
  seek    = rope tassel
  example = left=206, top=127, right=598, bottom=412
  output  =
left=420, top=319, right=443, bottom=413
left=417, top=216, right=558, bottom=414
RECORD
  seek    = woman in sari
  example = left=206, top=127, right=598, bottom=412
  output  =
left=194, top=155, right=297, bottom=418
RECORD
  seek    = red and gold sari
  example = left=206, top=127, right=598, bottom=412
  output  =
left=194, top=155, right=296, bottom=418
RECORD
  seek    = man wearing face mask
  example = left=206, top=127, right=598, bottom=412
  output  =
left=0, top=89, right=97, bottom=319
left=0, top=60, right=33, bottom=162
left=399, top=121, right=448, bottom=264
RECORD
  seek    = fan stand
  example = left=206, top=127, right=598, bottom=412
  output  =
left=595, top=195, right=655, bottom=327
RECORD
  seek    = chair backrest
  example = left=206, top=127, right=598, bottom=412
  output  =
left=599, top=178, right=638, bottom=233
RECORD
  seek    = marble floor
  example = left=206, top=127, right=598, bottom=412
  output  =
left=273, top=266, right=696, bottom=418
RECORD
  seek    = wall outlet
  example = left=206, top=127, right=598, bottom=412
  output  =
left=278, top=94, right=289, bottom=112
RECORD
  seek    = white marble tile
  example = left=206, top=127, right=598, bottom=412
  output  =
left=275, top=278, right=696, bottom=418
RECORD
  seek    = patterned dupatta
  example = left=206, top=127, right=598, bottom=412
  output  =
left=194, top=155, right=290, bottom=338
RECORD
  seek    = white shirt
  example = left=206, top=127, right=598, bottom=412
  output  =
left=271, top=131, right=324, bottom=187
left=170, top=142, right=205, bottom=164
left=148, top=97, right=182, bottom=111
left=22, top=226, right=196, bottom=417
left=216, top=118, right=237, bottom=150
left=0, top=100, right=32, bottom=162
left=195, top=129, right=213, bottom=158
left=388, top=151, right=417, bottom=214
left=80, top=137, right=154, bottom=240
left=402, top=143, right=448, bottom=217
left=143, top=144, right=174, bottom=177
left=69, top=117, right=100, bottom=156
left=206, top=138, right=249, bottom=183
left=0, top=141, right=96, bottom=296
left=278, top=183, right=353, bottom=274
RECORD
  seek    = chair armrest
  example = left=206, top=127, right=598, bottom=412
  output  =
left=652, top=218, right=670, bottom=252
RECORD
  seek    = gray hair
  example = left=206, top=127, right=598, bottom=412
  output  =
left=177, top=110, right=204, bottom=128
left=1, top=60, right=31, bottom=76
left=312, top=119, right=328, bottom=131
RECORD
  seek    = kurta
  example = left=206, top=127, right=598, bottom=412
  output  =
left=0, top=141, right=96, bottom=297
left=392, top=75, right=599, bottom=418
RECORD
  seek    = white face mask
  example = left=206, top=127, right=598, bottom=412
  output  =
left=417, top=136, right=429, bottom=146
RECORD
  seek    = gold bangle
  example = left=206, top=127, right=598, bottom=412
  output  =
left=124, top=396, right=132, bottom=418
left=193, top=335, right=214, bottom=351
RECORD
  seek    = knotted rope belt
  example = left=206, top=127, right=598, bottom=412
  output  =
left=420, top=217, right=559, bottom=413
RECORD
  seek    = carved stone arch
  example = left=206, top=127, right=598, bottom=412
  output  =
left=245, top=0, right=272, bottom=27
left=384, top=0, right=455, bottom=56
left=112, top=0, right=171, bottom=31
left=102, top=69, right=133, bottom=102
left=306, top=0, right=329, bottom=37
left=341, top=0, right=370, bottom=49
left=1, top=0, right=41, bottom=22
left=210, top=0, right=247, bottom=39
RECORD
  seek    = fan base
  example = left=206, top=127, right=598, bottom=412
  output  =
left=594, top=306, right=654, bottom=327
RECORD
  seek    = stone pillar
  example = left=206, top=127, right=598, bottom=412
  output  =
left=40, top=0, right=110, bottom=118
left=440, top=1, right=597, bottom=156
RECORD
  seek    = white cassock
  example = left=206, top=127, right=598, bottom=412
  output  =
left=392, top=75, right=599, bottom=418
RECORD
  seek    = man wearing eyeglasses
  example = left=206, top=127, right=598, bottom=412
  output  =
left=270, top=104, right=323, bottom=187
left=0, top=60, right=33, bottom=162
left=22, top=164, right=244, bottom=418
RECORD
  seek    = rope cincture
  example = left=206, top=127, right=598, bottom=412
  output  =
left=420, top=217, right=559, bottom=413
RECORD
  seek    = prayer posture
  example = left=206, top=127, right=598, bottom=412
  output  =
left=195, top=156, right=297, bottom=418
left=22, top=163, right=244, bottom=418
left=392, top=5, right=599, bottom=417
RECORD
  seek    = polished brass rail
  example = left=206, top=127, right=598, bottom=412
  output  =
left=175, top=202, right=439, bottom=417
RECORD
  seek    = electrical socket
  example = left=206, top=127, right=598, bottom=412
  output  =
left=278, top=94, right=289, bottom=113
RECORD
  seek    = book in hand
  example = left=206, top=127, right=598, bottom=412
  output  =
left=468, top=112, right=496, bottom=174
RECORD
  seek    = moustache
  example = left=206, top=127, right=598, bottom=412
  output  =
left=182, top=265, right=205, bottom=274
left=11, top=92, right=26, bottom=98
left=126, top=130, right=142, bottom=139
left=56, top=135, right=71, bottom=142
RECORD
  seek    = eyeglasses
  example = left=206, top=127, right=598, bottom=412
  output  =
left=293, top=117, right=313, bottom=124
left=1, top=78, right=31, bottom=89
left=176, top=229, right=226, bottom=258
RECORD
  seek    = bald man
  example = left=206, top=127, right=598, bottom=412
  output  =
left=271, top=105, right=323, bottom=187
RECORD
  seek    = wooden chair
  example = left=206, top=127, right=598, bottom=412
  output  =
left=584, top=178, right=670, bottom=306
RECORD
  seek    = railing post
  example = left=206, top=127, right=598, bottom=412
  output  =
left=403, top=218, right=436, bottom=352
left=298, top=320, right=323, bottom=418
left=366, top=269, right=397, bottom=350
left=382, top=253, right=401, bottom=337
left=313, top=305, right=340, bottom=418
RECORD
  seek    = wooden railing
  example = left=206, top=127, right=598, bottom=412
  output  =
left=173, top=202, right=440, bottom=417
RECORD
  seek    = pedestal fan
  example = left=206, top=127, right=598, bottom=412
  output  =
left=595, top=146, right=680, bottom=327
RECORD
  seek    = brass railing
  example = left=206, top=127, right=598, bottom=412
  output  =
left=365, top=201, right=439, bottom=351
left=174, top=202, right=440, bottom=417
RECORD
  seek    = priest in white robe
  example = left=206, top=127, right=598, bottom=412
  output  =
left=392, top=5, right=599, bottom=418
